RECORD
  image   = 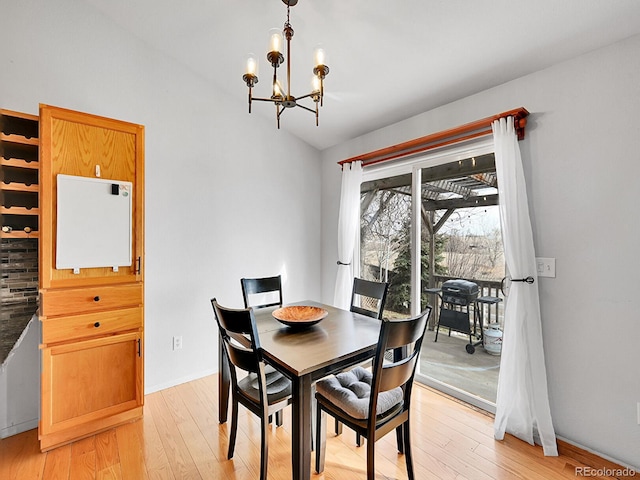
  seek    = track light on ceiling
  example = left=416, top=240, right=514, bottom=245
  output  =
left=242, top=0, right=330, bottom=129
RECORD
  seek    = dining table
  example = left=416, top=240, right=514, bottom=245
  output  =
left=217, top=300, right=382, bottom=480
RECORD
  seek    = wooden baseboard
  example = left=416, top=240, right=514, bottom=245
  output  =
left=38, top=407, right=143, bottom=452
left=557, top=439, right=637, bottom=479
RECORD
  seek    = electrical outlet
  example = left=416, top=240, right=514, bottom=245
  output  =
left=173, top=336, right=183, bottom=351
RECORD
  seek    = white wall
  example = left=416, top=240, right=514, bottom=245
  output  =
left=0, top=317, right=40, bottom=439
left=0, top=0, right=321, bottom=434
left=321, top=35, right=640, bottom=469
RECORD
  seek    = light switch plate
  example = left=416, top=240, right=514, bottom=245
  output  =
left=536, top=257, right=556, bottom=278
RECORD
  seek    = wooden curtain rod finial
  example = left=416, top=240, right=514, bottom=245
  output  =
left=515, top=116, right=527, bottom=141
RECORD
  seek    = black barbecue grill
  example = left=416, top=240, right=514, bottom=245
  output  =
left=441, top=279, right=479, bottom=306
left=427, top=279, right=483, bottom=354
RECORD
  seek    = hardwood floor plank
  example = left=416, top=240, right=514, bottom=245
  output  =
left=0, top=375, right=634, bottom=479
left=176, top=379, right=262, bottom=478
left=115, top=420, right=150, bottom=480
left=160, top=385, right=245, bottom=479
left=145, top=390, right=201, bottom=479
left=179, top=379, right=235, bottom=464
left=41, top=444, right=72, bottom=480
left=96, top=428, right=120, bottom=471
left=69, top=449, right=96, bottom=480
left=0, top=428, right=46, bottom=480
left=71, top=435, right=96, bottom=456
left=96, top=463, right=123, bottom=480
left=141, top=403, right=175, bottom=480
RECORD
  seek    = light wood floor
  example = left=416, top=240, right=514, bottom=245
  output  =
left=0, top=374, right=627, bottom=479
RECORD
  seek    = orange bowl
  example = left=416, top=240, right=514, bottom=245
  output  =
left=272, top=306, right=328, bottom=329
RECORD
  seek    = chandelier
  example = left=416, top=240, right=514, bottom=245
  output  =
left=242, top=0, right=330, bottom=128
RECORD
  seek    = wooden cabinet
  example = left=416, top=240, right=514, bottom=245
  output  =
left=38, top=105, right=144, bottom=451
left=40, top=331, right=143, bottom=449
left=0, top=109, right=39, bottom=238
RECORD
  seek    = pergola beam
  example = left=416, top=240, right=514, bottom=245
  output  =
left=422, top=193, right=499, bottom=211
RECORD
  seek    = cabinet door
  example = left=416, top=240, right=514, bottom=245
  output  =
left=40, top=331, right=143, bottom=449
left=39, top=104, right=144, bottom=289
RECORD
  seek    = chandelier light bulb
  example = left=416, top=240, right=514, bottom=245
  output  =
left=246, top=54, right=258, bottom=76
left=273, top=80, right=283, bottom=97
left=312, top=75, right=321, bottom=94
left=314, top=45, right=326, bottom=67
left=269, top=28, right=283, bottom=54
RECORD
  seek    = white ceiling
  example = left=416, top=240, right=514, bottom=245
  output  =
left=82, top=0, right=640, bottom=150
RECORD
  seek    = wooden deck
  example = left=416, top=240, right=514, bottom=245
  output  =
left=420, top=328, right=501, bottom=403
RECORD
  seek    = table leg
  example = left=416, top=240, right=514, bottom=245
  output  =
left=218, top=333, right=230, bottom=423
left=291, top=374, right=313, bottom=480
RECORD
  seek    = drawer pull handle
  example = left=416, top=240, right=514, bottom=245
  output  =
left=94, top=296, right=100, bottom=302
left=94, top=322, right=101, bottom=328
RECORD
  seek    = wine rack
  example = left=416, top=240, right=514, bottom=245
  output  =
left=0, top=109, right=39, bottom=238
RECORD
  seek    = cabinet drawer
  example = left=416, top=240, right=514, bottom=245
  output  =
left=41, top=307, right=142, bottom=344
left=40, top=283, right=142, bottom=317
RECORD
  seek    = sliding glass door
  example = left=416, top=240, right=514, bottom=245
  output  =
left=359, top=140, right=504, bottom=411
left=359, top=173, right=413, bottom=319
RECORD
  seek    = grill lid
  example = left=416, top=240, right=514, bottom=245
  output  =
left=441, top=279, right=479, bottom=303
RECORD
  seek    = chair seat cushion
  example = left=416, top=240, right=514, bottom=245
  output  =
left=239, top=371, right=292, bottom=405
left=248, top=364, right=282, bottom=389
left=315, top=366, right=403, bottom=420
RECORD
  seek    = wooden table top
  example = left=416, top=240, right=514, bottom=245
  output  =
left=253, top=301, right=382, bottom=378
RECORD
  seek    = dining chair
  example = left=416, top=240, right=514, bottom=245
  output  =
left=211, top=299, right=292, bottom=480
left=241, top=275, right=283, bottom=309
left=335, top=277, right=390, bottom=441
left=240, top=275, right=285, bottom=426
left=314, top=307, right=432, bottom=480
left=350, top=277, right=389, bottom=319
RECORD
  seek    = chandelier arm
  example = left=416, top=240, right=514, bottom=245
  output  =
left=295, top=92, right=318, bottom=101
left=277, top=104, right=285, bottom=129
left=295, top=104, right=316, bottom=114
left=252, top=96, right=281, bottom=103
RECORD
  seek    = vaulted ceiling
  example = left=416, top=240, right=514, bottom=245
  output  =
left=83, top=0, right=640, bottom=150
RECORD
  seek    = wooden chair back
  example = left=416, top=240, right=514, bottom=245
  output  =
left=212, top=299, right=262, bottom=376
left=241, top=275, right=283, bottom=309
left=370, top=307, right=432, bottom=416
left=350, top=277, right=389, bottom=319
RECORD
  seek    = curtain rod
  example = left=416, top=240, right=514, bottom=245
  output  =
left=338, top=107, right=529, bottom=167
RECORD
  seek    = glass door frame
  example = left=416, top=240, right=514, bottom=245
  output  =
left=359, top=137, right=497, bottom=412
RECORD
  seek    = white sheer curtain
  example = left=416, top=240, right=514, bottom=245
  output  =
left=333, top=161, right=363, bottom=309
left=492, top=116, right=558, bottom=456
